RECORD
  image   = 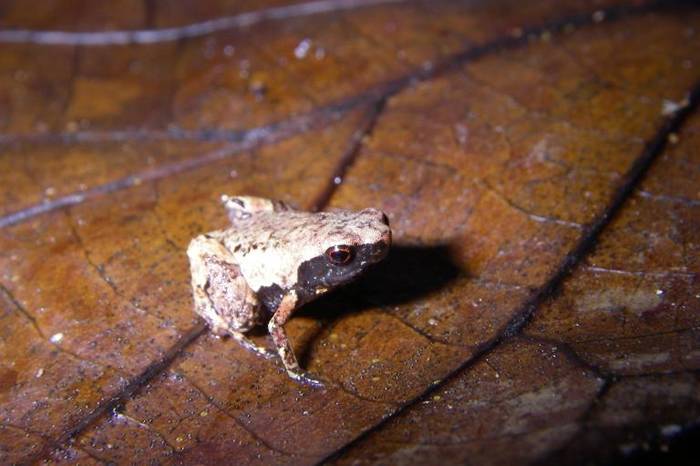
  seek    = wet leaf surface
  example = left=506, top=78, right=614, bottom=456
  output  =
left=1, top=1, right=699, bottom=465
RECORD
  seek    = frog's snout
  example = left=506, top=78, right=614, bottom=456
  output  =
left=380, top=212, right=390, bottom=227
left=381, top=228, right=392, bottom=249
left=371, top=232, right=391, bottom=261
left=377, top=214, right=392, bottom=258
left=366, top=208, right=391, bottom=242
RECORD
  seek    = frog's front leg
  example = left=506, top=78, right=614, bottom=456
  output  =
left=187, top=234, right=274, bottom=359
left=268, top=291, right=324, bottom=387
left=228, top=330, right=276, bottom=360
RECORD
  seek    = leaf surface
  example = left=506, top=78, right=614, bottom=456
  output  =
left=0, top=1, right=699, bottom=464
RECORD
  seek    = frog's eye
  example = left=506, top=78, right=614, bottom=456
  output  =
left=325, top=245, right=355, bottom=266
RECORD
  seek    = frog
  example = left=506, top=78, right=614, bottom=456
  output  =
left=187, top=195, right=392, bottom=386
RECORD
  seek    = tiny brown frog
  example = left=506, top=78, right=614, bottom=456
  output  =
left=187, top=195, right=391, bottom=386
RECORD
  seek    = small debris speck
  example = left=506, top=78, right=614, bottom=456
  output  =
left=661, top=424, right=682, bottom=437
left=668, top=133, right=679, bottom=144
left=250, top=80, right=267, bottom=99
left=333, top=176, right=342, bottom=185
left=35, top=368, right=44, bottom=378
left=592, top=10, right=605, bottom=23
left=619, top=442, right=638, bottom=456
left=45, top=187, right=56, bottom=197
left=656, top=289, right=664, bottom=295
left=294, top=38, right=312, bottom=59
left=662, top=98, right=688, bottom=116
left=199, top=410, right=208, bottom=417
left=454, top=123, right=469, bottom=146
left=432, top=395, right=442, bottom=401
left=50, top=333, right=64, bottom=343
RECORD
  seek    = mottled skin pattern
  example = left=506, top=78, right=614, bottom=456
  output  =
left=187, top=195, right=392, bottom=386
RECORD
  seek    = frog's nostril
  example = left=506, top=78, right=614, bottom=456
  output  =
left=382, top=229, right=392, bottom=246
left=381, top=213, right=390, bottom=226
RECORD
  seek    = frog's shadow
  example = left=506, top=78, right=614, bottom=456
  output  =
left=293, top=244, right=462, bottom=367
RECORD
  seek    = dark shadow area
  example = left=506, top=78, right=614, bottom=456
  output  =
left=347, top=243, right=463, bottom=306
left=613, top=424, right=700, bottom=466
left=295, top=244, right=463, bottom=367
left=299, top=243, right=462, bottom=318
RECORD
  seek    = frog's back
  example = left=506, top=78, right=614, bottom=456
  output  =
left=221, top=211, right=346, bottom=251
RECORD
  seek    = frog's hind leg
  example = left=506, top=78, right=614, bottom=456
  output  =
left=187, top=235, right=274, bottom=358
left=221, top=195, right=294, bottom=222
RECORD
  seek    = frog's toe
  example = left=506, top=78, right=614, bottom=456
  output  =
left=229, top=331, right=277, bottom=360
left=256, top=347, right=278, bottom=360
left=288, top=370, right=325, bottom=388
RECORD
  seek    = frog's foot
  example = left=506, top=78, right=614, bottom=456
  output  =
left=286, top=369, right=325, bottom=388
left=229, top=330, right=277, bottom=360
left=201, top=314, right=232, bottom=338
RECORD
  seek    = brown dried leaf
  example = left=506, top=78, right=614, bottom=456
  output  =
left=1, top=1, right=699, bottom=465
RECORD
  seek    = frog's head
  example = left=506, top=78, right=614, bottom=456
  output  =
left=295, top=208, right=391, bottom=297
